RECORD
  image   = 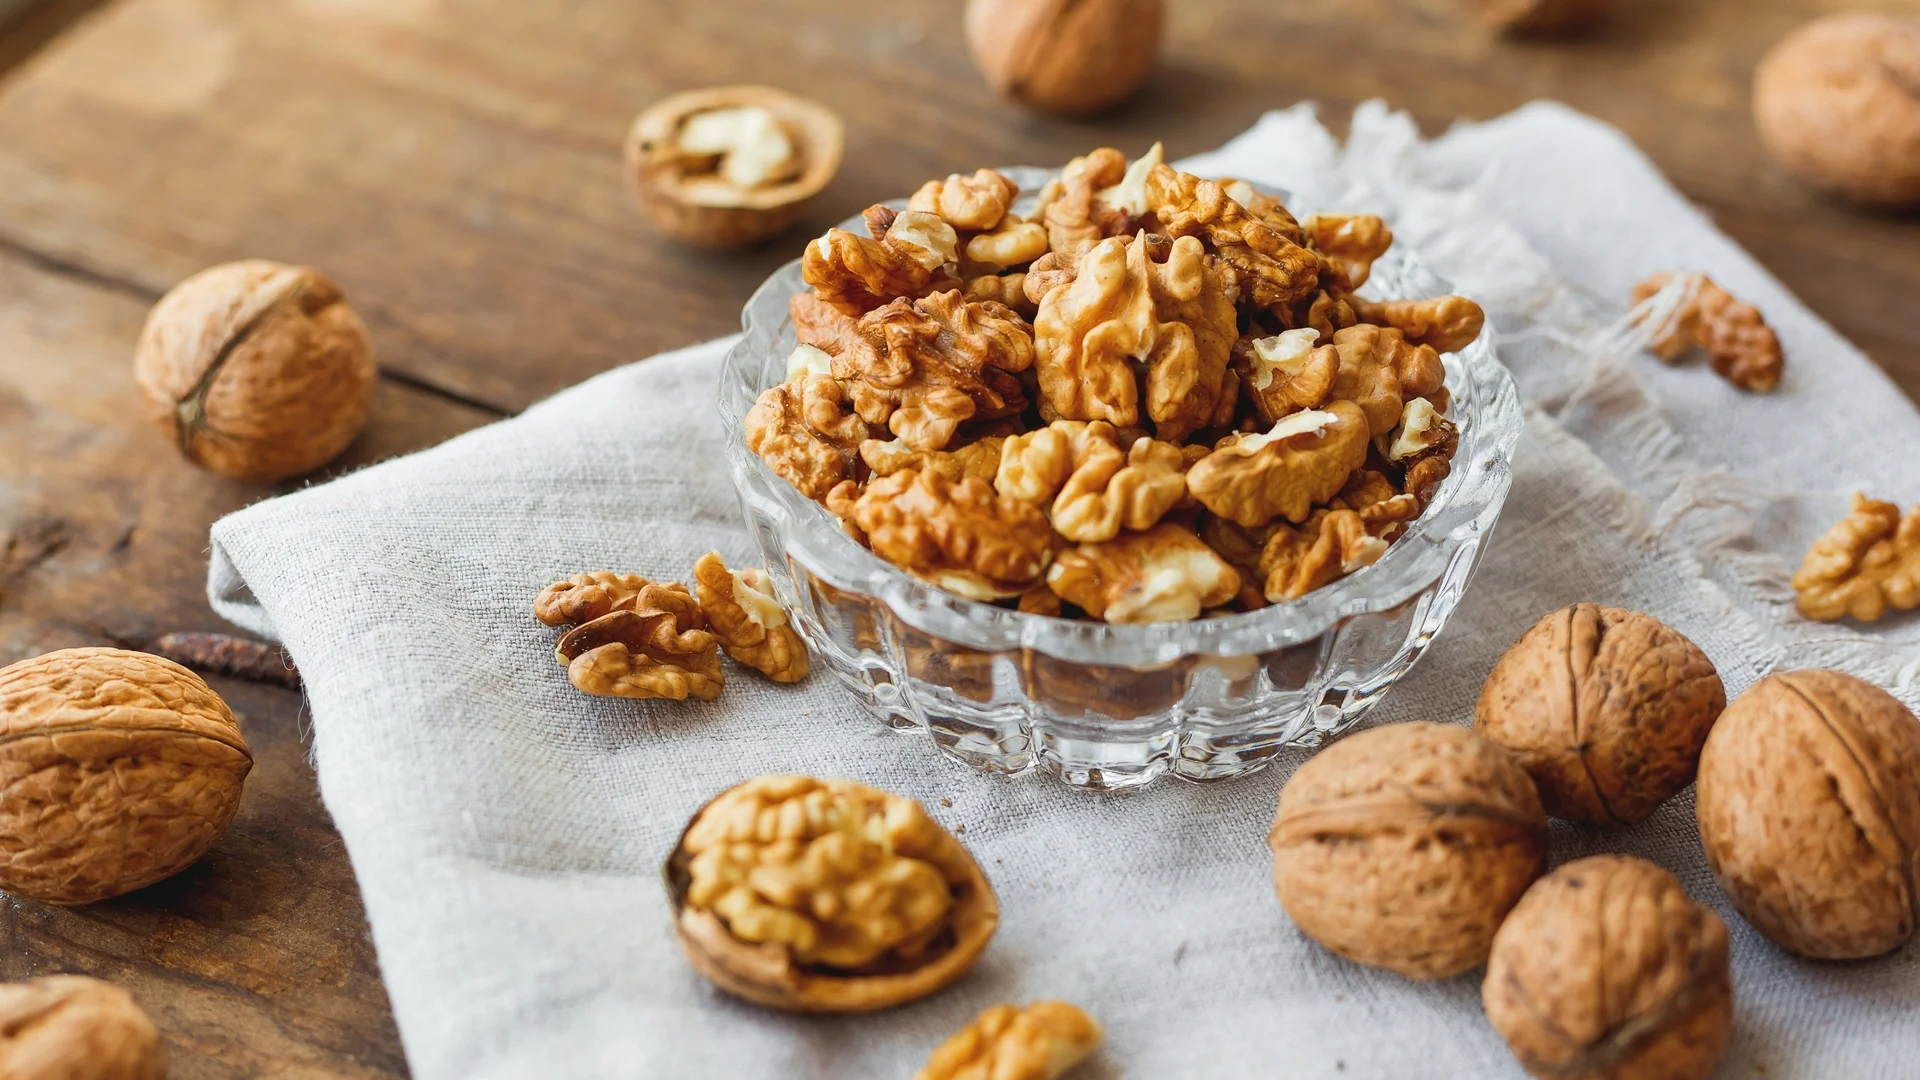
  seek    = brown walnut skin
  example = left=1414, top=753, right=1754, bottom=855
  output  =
left=964, top=0, right=1163, bottom=117
left=1476, top=605, right=1726, bottom=828
left=1484, top=856, right=1732, bottom=1080
left=1754, top=15, right=1920, bottom=208
left=1269, top=722, right=1550, bottom=980
left=1461, top=0, right=1608, bottom=35
left=0, top=648, right=252, bottom=905
left=0, top=976, right=165, bottom=1080
left=134, top=260, right=376, bottom=483
left=1695, top=670, right=1920, bottom=959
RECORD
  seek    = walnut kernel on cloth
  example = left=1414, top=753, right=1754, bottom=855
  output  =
left=1475, top=604, right=1726, bottom=827
left=1269, top=722, right=1549, bottom=979
left=851, top=469, right=1055, bottom=600
left=1186, top=401, right=1371, bottom=528
left=1790, top=493, right=1920, bottom=623
left=544, top=581, right=725, bottom=701
left=1047, top=522, right=1240, bottom=623
left=666, top=775, right=998, bottom=1012
left=1484, top=856, right=1733, bottom=1080
left=915, top=1001, right=1103, bottom=1080
left=0, top=648, right=252, bottom=906
left=1630, top=273, right=1784, bottom=393
left=0, top=976, right=165, bottom=1080
left=1696, top=670, right=1920, bottom=960
left=692, top=553, right=810, bottom=683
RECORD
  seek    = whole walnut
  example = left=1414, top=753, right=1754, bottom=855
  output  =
left=1695, top=670, right=1920, bottom=959
left=964, top=0, right=1162, bottom=117
left=0, top=648, right=253, bottom=905
left=0, top=976, right=164, bottom=1080
left=134, top=260, right=377, bottom=482
left=1476, top=605, right=1725, bottom=827
left=1459, top=0, right=1607, bottom=34
left=1484, top=856, right=1732, bottom=1080
left=1268, top=722, right=1549, bottom=979
left=1754, top=15, right=1920, bottom=208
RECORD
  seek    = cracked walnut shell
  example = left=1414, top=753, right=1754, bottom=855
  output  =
left=1476, top=605, right=1726, bottom=827
left=851, top=468, right=1055, bottom=600
left=0, top=975, right=165, bottom=1080
left=915, top=1001, right=1102, bottom=1080
left=1631, top=273, right=1783, bottom=393
left=1790, top=492, right=1920, bottom=623
left=692, top=552, right=810, bottom=683
left=1696, top=670, right=1920, bottom=959
left=665, top=775, right=998, bottom=1012
left=1269, top=721, right=1549, bottom=979
left=134, top=260, right=376, bottom=483
left=1484, top=856, right=1733, bottom=1080
left=1046, top=522, right=1240, bottom=624
left=1186, top=401, right=1370, bottom=528
left=0, top=647, right=252, bottom=905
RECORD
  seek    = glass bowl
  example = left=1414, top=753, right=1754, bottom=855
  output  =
left=717, top=173, right=1523, bottom=789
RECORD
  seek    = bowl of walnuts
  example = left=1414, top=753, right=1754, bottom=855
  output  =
left=718, top=145, right=1522, bottom=788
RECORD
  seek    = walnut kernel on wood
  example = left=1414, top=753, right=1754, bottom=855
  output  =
left=1791, top=493, right=1920, bottom=623
left=1630, top=273, right=1784, bottom=392
left=0, top=648, right=252, bottom=905
left=1484, top=856, right=1733, bottom=1080
left=915, top=1001, right=1103, bottom=1080
left=692, top=552, right=810, bottom=683
left=666, top=775, right=998, bottom=1012
left=0, top=976, right=165, bottom=1080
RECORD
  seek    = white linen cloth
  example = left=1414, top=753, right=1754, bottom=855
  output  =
left=208, top=102, right=1920, bottom=1079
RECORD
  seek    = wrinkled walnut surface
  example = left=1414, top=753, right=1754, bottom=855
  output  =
left=1631, top=273, right=1784, bottom=392
left=963, top=0, right=1162, bottom=117
left=1475, top=604, right=1726, bottom=827
left=692, top=553, right=810, bottom=683
left=1269, top=721, right=1549, bottom=979
left=1484, top=856, right=1732, bottom=1080
left=540, top=579, right=725, bottom=701
left=1187, top=401, right=1370, bottom=527
left=915, top=1001, right=1102, bottom=1080
left=852, top=469, right=1055, bottom=599
left=1047, top=522, right=1240, bottom=623
left=1791, top=493, right=1920, bottom=623
left=0, top=648, right=252, bottom=906
left=0, top=976, right=165, bottom=1080
left=1695, top=669, right=1920, bottom=959
left=1754, top=14, right=1920, bottom=208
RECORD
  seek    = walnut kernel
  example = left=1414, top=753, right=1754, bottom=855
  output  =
left=915, top=1001, right=1102, bottom=1080
left=1630, top=273, right=1784, bottom=393
left=1790, top=493, right=1920, bottom=623
left=692, top=553, right=810, bottom=683
left=1046, top=522, right=1240, bottom=623
left=0, top=976, right=164, bottom=1080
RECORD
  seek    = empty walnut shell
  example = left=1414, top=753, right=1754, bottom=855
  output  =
left=0, top=648, right=252, bottom=905
left=1696, top=670, right=1920, bottom=959
left=1753, top=14, right=1920, bottom=208
left=1269, top=722, right=1550, bottom=979
left=134, top=260, right=377, bottom=483
left=964, top=0, right=1163, bottom=117
left=1476, top=605, right=1726, bottom=827
left=664, top=775, right=997, bottom=1012
left=625, top=85, right=845, bottom=248
left=1484, top=856, right=1733, bottom=1080
left=0, top=976, right=165, bottom=1080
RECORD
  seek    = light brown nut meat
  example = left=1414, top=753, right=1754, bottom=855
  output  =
left=802, top=208, right=958, bottom=315
left=555, top=596, right=724, bottom=701
left=1146, top=165, right=1321, bottom=307
left=1269, top=722, right=1550, bottom=979
left=745, top=376, right=867, bottom=500
left=962, top=272, right=1038, bottom=318
left=1218, top=177, right=1307, bottom=244
left=1038, top=147, right=1130, bottom=260
left=1232, top=329, right=1334, bottom=425
left=666, top=774, right=998, bottom=1012
left=1484, top=856, right=1733, bottom=1080
left=1696, top=670, right=1920, bottom=959
left=1630, top=273, right=1784, bottom=392
left=908, top=168, right=1021, bottom=232
left=1334, top=469, right=1422, bottom=540
left=1324, top=324, right=1413, bottom=437
left=965, top=219, right=1051, bottom=271
left=1257, top=508, right=1390, bottom=602
left=851, top=468, right=1055, bottom=599
left=1143, top=235, right=1239, bottom=443
left=0, top=975, right=165, bottom=1080
left=691, top=553, right=810, bottom=683
left=1279, top=289, right=1360, bottom=340
left=844, top=290, right=1034, bottom=452
left=0, top=648, right=252, bottom=905
left=1475, top=604, right=1726, bottom=827
left=1046, top=522, right=1240, bottom=623
left=1349, top=295, right=1486, bottom=354
left=1377, top=397, right=1453, bottom=466
left=862, top=435, right=1008, bottom=486
left=1031, top=236, right=1149, bottom=426
left=914, top=1001, right=1103, bottom=1080
left=997, top=421, right=1188, bottom=543
left=1303, top=214, right=1394, bottom=291
left=1021, top=250, right=1080, bottom=307
left=1399, top=411, right=1460, bottom=510
left=1186, top=401, right=1370, bottom=528
left=1791, top=493, right=1920, bottom=622
left=534, top=571, right=678, bottom=627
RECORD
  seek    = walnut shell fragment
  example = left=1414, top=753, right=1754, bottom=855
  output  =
left=691, top=552, right=810, bottom=683
left=665, top=775, right=998, bottom=1012
left=1484, top=856, right=1732, bottom=1080
left=0, top=975, right=165, bottom=1080
left=915, top=1000, right=1102, bottom=1080
left=1269, top=722, right=1549, bottom=979
left=134, top=260, right=376, bottom=483
left=0, top=648, right=252, bottom=905
left=1475, top=605, right=1726, bottom=827
left=1695, top=670, right=1920, bottom=959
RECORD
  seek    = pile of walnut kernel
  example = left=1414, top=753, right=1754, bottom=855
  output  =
left=745, top=144, right=1485, bottom=624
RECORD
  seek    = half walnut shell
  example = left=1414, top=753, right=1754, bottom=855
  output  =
left=662, top=775, right=998, bottom=1012
left=625, top=85, right=845, bottom=248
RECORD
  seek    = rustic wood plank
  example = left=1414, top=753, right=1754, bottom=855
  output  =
left=0, top=247, right=495, bottom=1077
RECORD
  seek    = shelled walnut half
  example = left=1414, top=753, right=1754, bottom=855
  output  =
left=915, top=1001, right=1102, bottom=1080
left=1791, top=493, right=1920, bottom=623
left=665, top=775, right=998, bottom=1012
left=692, top=552, right=810, bottom=683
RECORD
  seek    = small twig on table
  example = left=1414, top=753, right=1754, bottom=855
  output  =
left=148, top=631, right=301, bottom=691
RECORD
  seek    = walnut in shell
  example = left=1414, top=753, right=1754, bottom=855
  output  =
left=1475, top=605, right=1726, bottom=827
left=625, top=85, right=844, bottom=247
left=1754, top=15, right=1920, bottom=207
left=1268, top=722, right=1549, bottom=979
left=134, top=260, right=376, bottom=483
left=665, top=775, right=998, bottom=1012
left=0, top=976, right=165, bottom=1080
left=1484, top=856, right=1732, bottom=1080
left=691, top=552, right=810, bottom=683
left=0, top=648, right=252, bottom=905
left=963, top=0, right=1162, bottom=117
left=915, top=1001, right=1102, bottom=1080
left=1695, top=669, right=1920, bottom=959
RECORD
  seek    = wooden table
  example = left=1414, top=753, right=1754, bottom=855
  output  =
left=0, top=0, right=1913, bottom=1074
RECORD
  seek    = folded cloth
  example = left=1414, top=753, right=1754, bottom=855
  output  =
left=209, top=102, right=1920, bottom=1080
